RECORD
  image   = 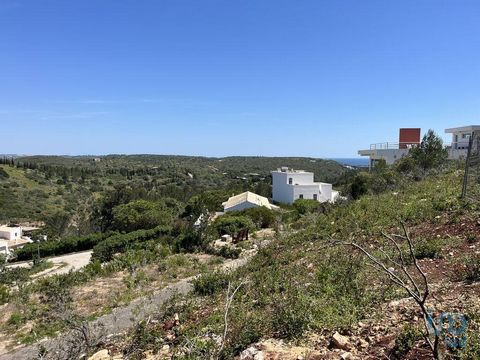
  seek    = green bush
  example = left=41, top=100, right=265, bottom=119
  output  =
left=0, top=267, right=30, bottom=285
left=347, top=171, right=398, bottom=199
left=414, top=239, right=444, bottom=259
left=0, top=168, right=9, bottom=179
left=193, top=271, right=230, bottom=296
left=206, top=245, right=242, bottom=259
left=391, top=324, right=422, bottom=359
left=462, top=254, right=480, bottom=283
left=466, top=233, right=477, bottom=244
left=91, top=225, right=172, bottom=262
left=293, top=199, right=320, bottom=215
left=173, top=230, right=206, bottom=252
left=236, top=206, right=277, bottom=229
left=213, top=215, right=256, bottom=236
left=395, top=156, right=417, bottom=174
left=270, top=288, right=312, bottom=339
left=112, top=198, right=182, bottom=232
left=0, top=284, right=9, bottom=304
left=8, top=312, right=25, bottom=328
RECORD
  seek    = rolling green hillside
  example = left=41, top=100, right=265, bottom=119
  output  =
left=0, top=155, right=347, bottom=226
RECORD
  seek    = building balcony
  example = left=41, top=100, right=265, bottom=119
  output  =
left=367, top=142, right=420, bottom=150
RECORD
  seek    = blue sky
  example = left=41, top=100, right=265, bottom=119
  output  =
left=1, top=0, right=479, bottom=157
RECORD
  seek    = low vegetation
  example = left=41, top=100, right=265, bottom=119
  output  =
left=2, top=131, right=480, bottom=359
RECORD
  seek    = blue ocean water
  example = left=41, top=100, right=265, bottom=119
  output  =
left=329, top=158, right=369, bottom=167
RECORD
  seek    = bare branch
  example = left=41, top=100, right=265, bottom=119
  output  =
left=219, top=280, right=246, bottom=356
left=330, top=224, right=441, bottom=359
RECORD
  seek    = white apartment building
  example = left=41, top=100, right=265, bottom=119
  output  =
left=445, top=125, right=480, bottom=159
left=358, top=125, right=480, bottom=167
left=271, top=167, right=339, bottom=204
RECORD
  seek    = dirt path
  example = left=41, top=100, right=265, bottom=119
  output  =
left=7, top=251, right=93, bottom=278
left=0, top=255, right=252, bottom=360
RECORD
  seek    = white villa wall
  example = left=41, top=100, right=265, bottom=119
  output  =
left=0, top=227, right=22, bottom=241
left=271, top=172, right=295, bottom=204
left=288, top=172, right=315, bottom=185
left=319, top=183, right=333, bottom=202
left=293, top=184, right=320, bottom=202
left=0, top=240, right=9, bottom=257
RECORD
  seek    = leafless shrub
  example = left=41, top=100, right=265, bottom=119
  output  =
left=330, top=223, right=443, bottom=359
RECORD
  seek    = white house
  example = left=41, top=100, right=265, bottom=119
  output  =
left=0, top=226, right=22, bottom=241
left=0, top=226, right=33, bottom=258
left=445, top=125, right=480, bottom=159
left=222, top=191, right=279, bottom=212
left=271, top=167, right=339, bottom=205
left=358, top=125, right=480, bottom=167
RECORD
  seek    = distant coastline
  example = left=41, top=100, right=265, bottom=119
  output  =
left=329, top=158, right=369, bottom=167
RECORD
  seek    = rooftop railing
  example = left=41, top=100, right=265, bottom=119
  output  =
left=369, top=142, right=420, bottom=150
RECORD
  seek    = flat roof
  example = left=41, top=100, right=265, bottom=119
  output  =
left=271, top=168, right=310, bottom=174
left=445, top=125, right=480, bottom=133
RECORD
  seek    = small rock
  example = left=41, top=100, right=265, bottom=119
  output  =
left=254, top=352, right=265, bottom=360
left=340, top=352, right=354, bottom=360
left=165, top=333, right=176, bottom=341
left=88, top=350, right=110, bottom=360
left=240, top=346, right=259, bottom=360
left=332, top=332, right=351, bottom=351
left=158, top=344, right=170, bottom=356
left=358, top=338, right=369, bottom=349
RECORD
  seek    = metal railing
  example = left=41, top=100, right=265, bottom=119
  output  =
left=369, top=142, right=420, bottom=150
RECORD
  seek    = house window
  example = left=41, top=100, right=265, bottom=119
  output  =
left=462, top=133, right=471, bottom=139
left=313, top=194, right=318, bottom=201
left=288, top=178, right=293, bottom=184
left=299, top=194, right=303, bottom=199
